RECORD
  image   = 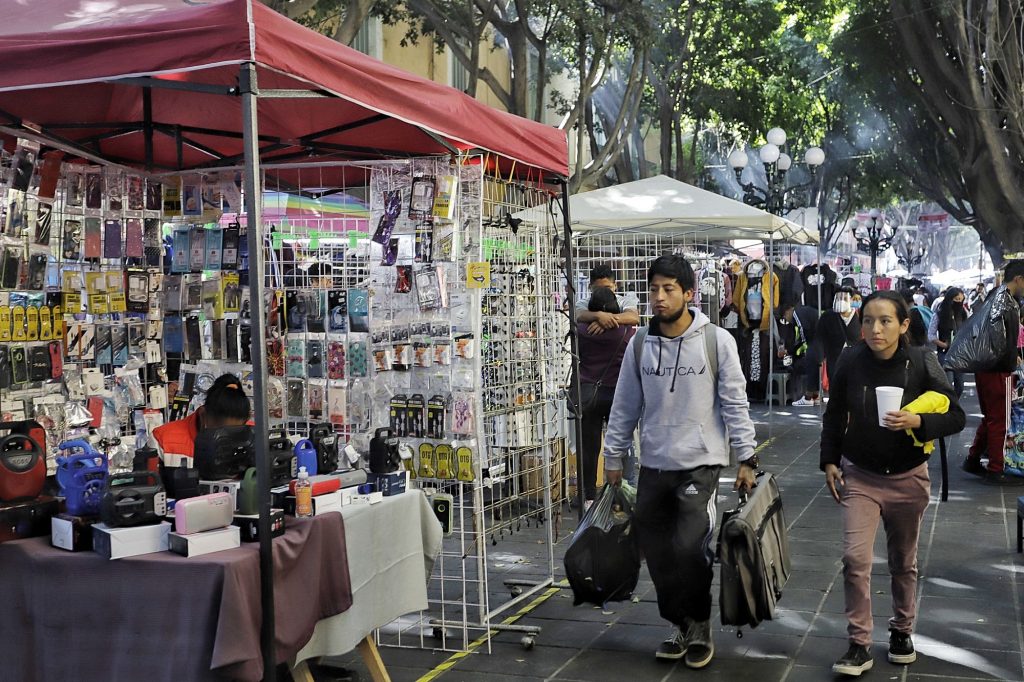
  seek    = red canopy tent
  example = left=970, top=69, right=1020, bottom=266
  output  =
left=0, top=0, right=568, bottom=177
left=0, top=3, right=570, bottom=680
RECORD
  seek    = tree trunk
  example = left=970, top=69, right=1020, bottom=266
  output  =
left=658, top=104, right=673, bottom=177
left=673, top=118, right=685, bottom=181
left=333, top=0, right=375, bottom=45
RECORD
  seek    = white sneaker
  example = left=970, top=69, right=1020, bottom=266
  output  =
left=792, top=397, right=816, bottom=407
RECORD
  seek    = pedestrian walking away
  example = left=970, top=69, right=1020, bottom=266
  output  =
left=602, top=254, right=758, bottom=670
left=820, top=291, right=965, bottom=677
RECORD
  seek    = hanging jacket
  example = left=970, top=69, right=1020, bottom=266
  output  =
left=774, top=262, right=804, bottom=309
left=801, top=264, right=837, bottom=310
left=820, top=343, right=965, bottom=475
left=734, top=265, right=780, bottom=332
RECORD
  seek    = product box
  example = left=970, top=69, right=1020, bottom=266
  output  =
left=92, top=521, right=171, bottom=560
left=51, top=513, right=97, bottom=552
left=233, top=509, right=286, bottom=542
left=0, top=496, right=59, bottom=544
left=168, top=525, right=240, bottom=558
left=200, top=480, right=240, bottom=510
left=368, top=470, right=408, bottom=497
left=284, top=489, right=342, bottom=517
left=350, top=491, right=384, bottom=505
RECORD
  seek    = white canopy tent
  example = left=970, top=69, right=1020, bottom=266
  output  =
left=521, top=174, right=819, bottom=244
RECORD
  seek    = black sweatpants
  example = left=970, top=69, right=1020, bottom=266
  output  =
left=580, top=384, right=616, bottom=501
left=634, top=465, right=721, bottom=625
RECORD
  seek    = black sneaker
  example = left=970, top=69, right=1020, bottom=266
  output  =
left=981, top=470, right=1024, bottom=486
left=683, top=619, right=714, bottom=669
left=888, top=629, right=916, bottom=664
left=961, top=458, right=985, bottom=476
left=655, top=626, right=685, bottom=661
left=832, top=643, right=873, bottom=676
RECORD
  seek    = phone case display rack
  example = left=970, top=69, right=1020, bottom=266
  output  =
left=0, top=140, right=168, bottom=472
left=161, top=157, right=568, bottom=654
left=572, top=230, right=723, bottom=329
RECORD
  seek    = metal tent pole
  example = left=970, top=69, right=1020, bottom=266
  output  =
left=559, top=179, right=586, bottom=524
left=240, top=61, right=277, bottom=682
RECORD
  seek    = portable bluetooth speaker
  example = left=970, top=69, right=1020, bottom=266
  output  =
left=100, top=470, right=167, bottom=528
left=173, top=492, right=234, bottom=535
left=56, top=440, right=108, bottom=517
left=294, top=438, right=318, bottom=476
left=310, top=425, right=339, bottom=475
left=268, top=430, right=297, bottom=487
left=369, top=428, right=400, bottom=474
left=0, top=420, right=46, bottom=502
left=194, top=426, right=254, bottom=481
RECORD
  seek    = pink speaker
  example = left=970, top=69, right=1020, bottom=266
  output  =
left=173, top=492, right=234, bottom=535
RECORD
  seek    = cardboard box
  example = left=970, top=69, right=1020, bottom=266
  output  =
left=0, top=496, right=59, bottom=544
left=168, top=525, right=240, bottom=557
left=51, top=514, right=97, bottom=552
left=284, top=489, right=342, bottom=517
left=350, top=491, right=384, bottom=505
left=233, top=509, right=286, bottom=542
left=92, top=521, right=171, bottom=560
left=200, top=480, right=240, bottom=510
left=368, top=470, right=408, bottom=497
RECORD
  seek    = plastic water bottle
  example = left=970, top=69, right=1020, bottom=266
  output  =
left=295, top=466, right=313, bottom=518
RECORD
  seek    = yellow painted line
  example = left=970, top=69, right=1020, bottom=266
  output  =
left=417, top=586, right=561, bottom=682
left=754, top=436, right=775, bottom=454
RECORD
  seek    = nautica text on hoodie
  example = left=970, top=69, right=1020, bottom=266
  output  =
left=603, top=308, right=757, bottom=472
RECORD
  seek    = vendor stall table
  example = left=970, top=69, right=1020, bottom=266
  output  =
left=0, top=491, right=441, bottom=682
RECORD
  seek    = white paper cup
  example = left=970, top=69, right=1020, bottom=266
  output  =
left=876, top=386, right=904, bottom=427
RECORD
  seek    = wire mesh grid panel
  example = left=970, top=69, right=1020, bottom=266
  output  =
left=572, top=231, right=722, bottom=324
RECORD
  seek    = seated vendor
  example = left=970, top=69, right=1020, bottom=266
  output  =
left=153, top=374, right=250, bottom=460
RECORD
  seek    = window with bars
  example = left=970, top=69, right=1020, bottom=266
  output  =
left=448, top=40, right=472, bottom=93
left=350, top=15, right=381, bottom=59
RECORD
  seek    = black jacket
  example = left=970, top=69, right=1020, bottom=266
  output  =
left=820, top=343, right=966, bottom=475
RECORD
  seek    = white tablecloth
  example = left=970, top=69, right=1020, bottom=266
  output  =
left=292, top=490, right=442, bottom=665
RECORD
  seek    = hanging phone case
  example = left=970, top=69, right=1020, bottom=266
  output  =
left=163, top=316, right=184, bottom=353
left=33, top=202, right=53, bottom=246
left=28, top=346, right=50, bottom=383
left=287, top=337, right=305, bottom=377
left=85, top=171, right=103, bottom=209
left=10, top=346, right=28, bottom=385
left=226, top=319, right=239, bottom=363
left=348, top=339, right=368, bottom=377
left=0, top=347, right=10, bottom=389
left=125, top=218, right=144, bottom=259
left=184, top=316, right=202, bottom=361
left=62, top=220, right=82, bottom=260
left=307, top=339, right=324, bottom=378
left=128, top=176, right=144, bottom=211
left=418, top=443, right=436, bottom=479
left=267, top=337, right=285, bottom=376
left=328, top=290, right=347, bottom=332
left=146, top=180, right=162, bottom=211
left=287, top=379, right=305, bottom=418
left=306, top=291, right=325, bottom=333
left=2, top=249, right=20, bottom=289
left=308, top=381, right=325, bottom=421
left=49, top=341, right=63, bottom=380
left=103, top=219, right=122, bottom=258
left=27, top=254, right=47, bottom=290
left=328, top=382, right=347, bottom=426
left=268, top=377, right=284, bottom=419
left=327, top=341, right=346, bottom=380
left=84, top=218, right=102, bottom=259
left=222, top=226, right=240, bottom=269
left=51, top=305, right=64, bottom=342
left=107, top=171, right=123, bottom=212
left=144, top=218, right=162, bottom=267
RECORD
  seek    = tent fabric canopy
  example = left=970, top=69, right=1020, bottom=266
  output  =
left=541, top=175, right=818, bottom=244
left=0, top=0, right=568, bottom=177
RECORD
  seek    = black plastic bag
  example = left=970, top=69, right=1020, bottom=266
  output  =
left=943, top=289, right=1008, bottom=373
left=563, top=483, right=640, bottom=607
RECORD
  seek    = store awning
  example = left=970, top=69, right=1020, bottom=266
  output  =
left=0, top=0, right=568, bottom=177
left=519, top=175, right=819, bottom=244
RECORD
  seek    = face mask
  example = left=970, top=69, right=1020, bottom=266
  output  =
left=850, top=301, right=862, bottom=310
left=834, top=300, right=851, bottom=314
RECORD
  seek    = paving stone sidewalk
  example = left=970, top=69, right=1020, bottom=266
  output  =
left=322, top=385, right=1024, bottom=681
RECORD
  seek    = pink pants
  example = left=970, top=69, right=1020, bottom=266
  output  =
left=840, top=459, right=930, bottom=646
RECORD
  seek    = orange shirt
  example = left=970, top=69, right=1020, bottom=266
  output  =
left=152, top=409, right=202, bottom=459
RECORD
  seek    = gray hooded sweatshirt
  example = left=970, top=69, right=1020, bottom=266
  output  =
left=603, top=308, right=756, bottom=472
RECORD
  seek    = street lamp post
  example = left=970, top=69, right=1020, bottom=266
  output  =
left=728, top=127, right=826, bottom=216
left=854, top=208, right=895, bottom=279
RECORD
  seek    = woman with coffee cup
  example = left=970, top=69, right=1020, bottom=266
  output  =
left=819, top=290, right=965, bottom=677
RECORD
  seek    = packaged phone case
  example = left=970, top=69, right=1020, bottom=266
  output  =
left=328, top=381, right=347, bottom=426
left=62, top=219, right=82, bottom=260
left=268, top=377, right=284, bottom=419
left=125, top=218, right=143, bottom=258
left=348, top=338, right=369, bottom=377
left=103, top=219, right=122, bottom=258
left=85, top=170, right=103, bottom=209
left=127, top=175, right=145, bottom=211
left=83, top=218, right=102, bottom=259
left=348, top=288, right=369, bottom=333
left=287, top=379, right=305, bottom=418
left=328, top=290, right=347, bottom=332
left=188, top=226, right=206, bottom=271
left=33, top=202, right=53, bottom=246
left=308, top=380, right=326, bottom=421
left=184, top=316, right=202, bottom=361
left=95, top=324, right=112, bottom=366
left=307, top=339, right=325, bottom=378
left=204, top=228, right=223, bottom=270
left=111, top=326, right=128, bottom=366
left=146, top=180, right=162, bottom=211
left=327, top=341, right=346, bottom=380
left=4, top=190, right=26, bottom=237
left=10, top=139, right=39, bottom=193
left=107, top=170, right=123, bottom=212
left=287, top=337, right=305, bottom=377
left=222, top=225, right=240, bottom=268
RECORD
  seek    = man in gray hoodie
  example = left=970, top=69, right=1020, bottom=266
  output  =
left=604, top=254, right=758, bottom=668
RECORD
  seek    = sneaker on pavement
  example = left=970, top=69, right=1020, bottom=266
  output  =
left=655, top=625, right=686, bottom=661
left=792, top=397, right=816, bottom=406
left=888, top=629, right=916, bottom=664
left=981, top=470, right=1024, bottom=486
left=683, top=619, right=714, bottom=669
left=961, top=458, right=985, bottom=476
left=832, top=643, right=873, bottom=676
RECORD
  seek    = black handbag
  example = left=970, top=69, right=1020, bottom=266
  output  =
left=943, top=289, right=1012, bottom=373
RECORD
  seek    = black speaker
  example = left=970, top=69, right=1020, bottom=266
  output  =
left=430, top=493, right=453, bottom=536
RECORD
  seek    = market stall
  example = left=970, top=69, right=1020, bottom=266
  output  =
left=0, top=1, right=570, bottom=679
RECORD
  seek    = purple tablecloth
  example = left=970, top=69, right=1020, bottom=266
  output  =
left=0, top=512, right=352, bottom=682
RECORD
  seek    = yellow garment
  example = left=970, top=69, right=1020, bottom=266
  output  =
left=734, top=267, right=781, bottom=332
left=901, top=391, right=950, bottom=454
